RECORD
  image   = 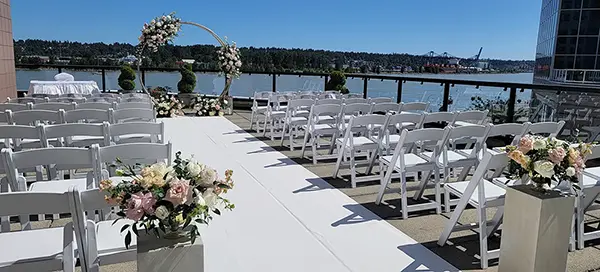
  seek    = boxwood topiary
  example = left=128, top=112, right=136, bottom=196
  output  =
left=177, top=63, right=196, bottom=93
left=118, top=65, right=136, bottom=91
left=325, top=70, right=349, bottom=94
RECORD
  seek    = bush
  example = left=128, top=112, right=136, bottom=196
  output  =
left=177, top=63, right=196, bottom=93
left=325, top=70, right=349, bottom=94
left=118, top=65, right=136, bottom=91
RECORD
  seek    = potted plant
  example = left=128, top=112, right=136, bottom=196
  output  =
left=177, top=63, right=198, bottom=107
left=498, top=136, right=592, bottom=271
left=325, top=70, right=349, bottom=94
left=118, top=65, right=136, bottom=93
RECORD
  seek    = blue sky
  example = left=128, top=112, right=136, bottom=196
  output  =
left=12, top=0, right=542, bottom=60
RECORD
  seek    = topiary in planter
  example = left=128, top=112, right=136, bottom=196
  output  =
left=118, top=65, right=136, bottom=91
left=177, top=63, right=196, bottom=94
left=325, top=70, right=349, bottom=94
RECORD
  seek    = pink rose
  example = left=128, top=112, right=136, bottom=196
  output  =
left=165, top=179, right=192, bottom=206
left=518, top=136, right=534, bottom=153
left=125, top=195, right=144, bottom=222
left=548, top=147, right=566, bottom=164
left=215, top=104, right=221, bottom=111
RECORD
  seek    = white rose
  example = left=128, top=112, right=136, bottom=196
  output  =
left=166, top=15, right=172, bottom=20
left=533, top=139, right=546, bottom=150
left=236, top=61, right=242, bottom=67
left=203, top=189, right=218, bottom=208
left=199, top=168, right=217, bottom=186
left=151, top=35, right=157, bottom=40
left=150, top=19, right=156, bottom=24
left=534, top=161, right=555, bottom=178
left=194, top=189, right=206, bottom=206
left=566, top=167, right=576, bottom=177
left=156, top=22, right=162, bottom=27
left=186, top=161, right=203, bottom=177
left=155, top=206, right=170, bottom=220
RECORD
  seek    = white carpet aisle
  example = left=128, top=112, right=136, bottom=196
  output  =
left=162, top=117, right=457, bottom=272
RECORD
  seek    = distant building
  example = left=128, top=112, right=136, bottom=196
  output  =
left=476, top=62, right=489, bottom=69
left=181, top=59, right=196, bottom=64
left=119, top=55, right=138, bottom=65
left=448, top=58, right=460, bottom=66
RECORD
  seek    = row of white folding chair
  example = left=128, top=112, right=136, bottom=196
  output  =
left=0, top=101, right=152, bottom=113
left=0, top=122, right=164, bottom=152
left=3, top=108, right=156, bottom=126
left=0, top=142, right=172, bottom=271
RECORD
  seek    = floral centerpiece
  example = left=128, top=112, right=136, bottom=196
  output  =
left=100, top=152, right=234, bottom=247
left=193, top=96, right=230, bottom=116
left=136, top=12, right=241, bottom=98
left=506, top=135, right=592, bottom=192
left=153, top=94, right=184, bottom=118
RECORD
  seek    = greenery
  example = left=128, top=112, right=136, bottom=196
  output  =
left=325, top=71, right=349, bottom=94
left=118, top=65, right=136, bottom=91
left=177, top=63, right=196, bottom=93
left=470, top=95, right=528, bottom=123
left=14, top=39, right=535, bottom=73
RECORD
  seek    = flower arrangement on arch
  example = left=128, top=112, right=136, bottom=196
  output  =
left=100, top=152, right=234, bottom=247
left=138, top=12, right=182, bottom=53
left=153, top=94, right=184, bottom=118
left=193, top=95, right=230, bottom=116
left=506, top=135, right=592, bottom=191
left=217, top=40, right=242, bottom=79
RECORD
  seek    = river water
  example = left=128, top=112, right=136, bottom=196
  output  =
left=17, top=69, right=533, bottom=111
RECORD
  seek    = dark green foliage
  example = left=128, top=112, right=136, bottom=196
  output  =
left=118, top=65, right=136, bottom=91
left=177, top=63, right=196, bottom=93
left=470, top=95, right=527, bottom=123
left=325, top=71, right=349, bottom=94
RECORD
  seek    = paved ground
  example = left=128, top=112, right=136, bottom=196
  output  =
left=225, top=110, right=600, bottom=272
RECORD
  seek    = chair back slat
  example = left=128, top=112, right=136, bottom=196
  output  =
left=33, top=102, right=76, bottom=111
left=10, top=109, right=63, bottom=125
left=63, top=109, right=111, bottom=123
left=0, top=103, right=31, bottom=112
left=343, top=103, right=372, bottom=116
left=344, top=98, right=369, bottom=104
left=76, top=102, right=115, bottom=110
left=371, top=97, right=394, bottom=104
left=110, top=108, right=156, bottom=123
left=455, top=110, right=489, bottom=124
left=387, top=112, right=424, bottom=128
left=0, top=190, right=76, bottom=217
left=3, top=147, right=94, bottom=171
left=526, top=121, right=565, bottom=137
left=371, top=102, right=400, bottom=114
left=109, top=122, right=164, bottom=143
left=316, top=98, right=342, bottom=105
left=421, top=112, right=457, bottom=125
left=400, top=102, right=429, bottom=112
left=117, top=102, right=153, bottom=110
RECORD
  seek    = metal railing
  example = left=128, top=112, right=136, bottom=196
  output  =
left=16, top=64, right=600, bottom=124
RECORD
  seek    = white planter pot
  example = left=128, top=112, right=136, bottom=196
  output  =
left=137, top=232, right=204, bottom=272
left=498, top=185, right=574, bottom=272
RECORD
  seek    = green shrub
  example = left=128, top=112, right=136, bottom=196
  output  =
left=325, top=70, right=349, bottom=94
left=177, top=63, right=196, bottom=93
left=118, top=65, right=136, bottom=91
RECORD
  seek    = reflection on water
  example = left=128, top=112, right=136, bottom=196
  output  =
left=17, top=69, right=533, bottom=112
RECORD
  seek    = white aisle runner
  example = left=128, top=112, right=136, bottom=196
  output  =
left=163, top=117, right=457, bottom=272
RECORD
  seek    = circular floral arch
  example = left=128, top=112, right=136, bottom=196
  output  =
left=136, top=12, right=241, bottom=98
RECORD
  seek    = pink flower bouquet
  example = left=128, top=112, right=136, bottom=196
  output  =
left=100, top=151, right=234, bottom=247
left=506, top=135, right=592, bottom=191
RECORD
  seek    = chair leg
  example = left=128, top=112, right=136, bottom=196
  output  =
left=311, top=138, right=318, bottom=165
left=365, top=148, right=379, bottom=175
left=250, top=111, right=255, bottom=131
left=280, top=122, right=287, bottom=146
left=477, top=205, right=489, bottom=269
left=289, top=125, right=295, bottom=151
left=375, top=163, right=390, bottom=205
left=400, top=171, right=409, bottom=220
left=329, top=133, right=338, bottom=155
left=444, top=187, right=451, bottom=213
left=262, top=115, right=269, bottom=136
left=333, top=143, right=345, bottom=178
left=350, top=149, right=357, bottom=188
left=413, top=170, right=432, bottom=201
left=270, top=120, right=276, bottom=140
left=577, top=197, right=585, bottom=250
left=434, top=167, right=442, bottom=214
left=300, top=130, right=310, bottom=159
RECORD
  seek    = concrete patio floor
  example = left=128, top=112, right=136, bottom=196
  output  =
left=225, top=110, right=600, bottom=272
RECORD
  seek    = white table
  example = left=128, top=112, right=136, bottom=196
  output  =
left=28, top=80, right=100, bottom=95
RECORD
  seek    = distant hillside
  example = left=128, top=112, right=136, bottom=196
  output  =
left=14, top=39, right=534, bottom=73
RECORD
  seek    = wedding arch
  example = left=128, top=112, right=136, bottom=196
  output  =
left=135, top=12, right=241, bottom=98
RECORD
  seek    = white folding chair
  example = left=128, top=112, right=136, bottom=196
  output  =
left=400, top=102, right=429, bottom=113
left=261, top=93, right=291, bottom=139
left=280, top=99, right=314, bottom=150
left=8, top=109, right=64, bottom=126
left=3, top=147, right=96, bottom=197
left=378, top=112, right=425, bottom=153
left=74, top=188, right=136, bottom=270
left=0, top=188, right=87, bottom=272
left=438, top=152, right=510, bottom=269
left=116, top=102, right=153, bottom=110
left=375, top=127, right=451, bottom=219
left=0, top=124, right=42, bottom=150
left=249, top=91, right=272, bottom=131
left=0, top=103, right=32, bottom=112
left=33, top=102, right=76, bottom=111
left=63, top=109, right=111, bottom=123
left=371, top=102, right=401, bottom=115
left=453, top=110, right=489, bottom=127
left=76, top=102, right=116, bottom=111
left=93, top=142, right=172, bottom=183
left=49, top=97, right=87, bottom=104
left=418, top=112, right=457, bottom=128
left=524, top=120, right=565, bottom=138
left=109, top=122, right=164, bottom=144
left=344, top=98, right=369, bottom=104
left=333, top=114, right=388, bottom=188
left=41, top=123, right=111, bottom=148
left=315, top=98, right=343, bottom=105
left=110, top=108, right=156, bottom=123
left=7, top=97, right=48, bottom=104
left=576, top=145, right=600, bottom=249
left=457, top=122, right=530, bottom=160
left=370, top=97, right=393, bottom=104
left=301, top=104, right=343, bottom=164
left=339, top=103, right=373, bottom=130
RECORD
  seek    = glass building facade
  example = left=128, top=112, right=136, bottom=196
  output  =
left=535, top=0, right=600, bottom=81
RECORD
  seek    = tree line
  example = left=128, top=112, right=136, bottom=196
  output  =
left=14, top=39, right=534, bottom=73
